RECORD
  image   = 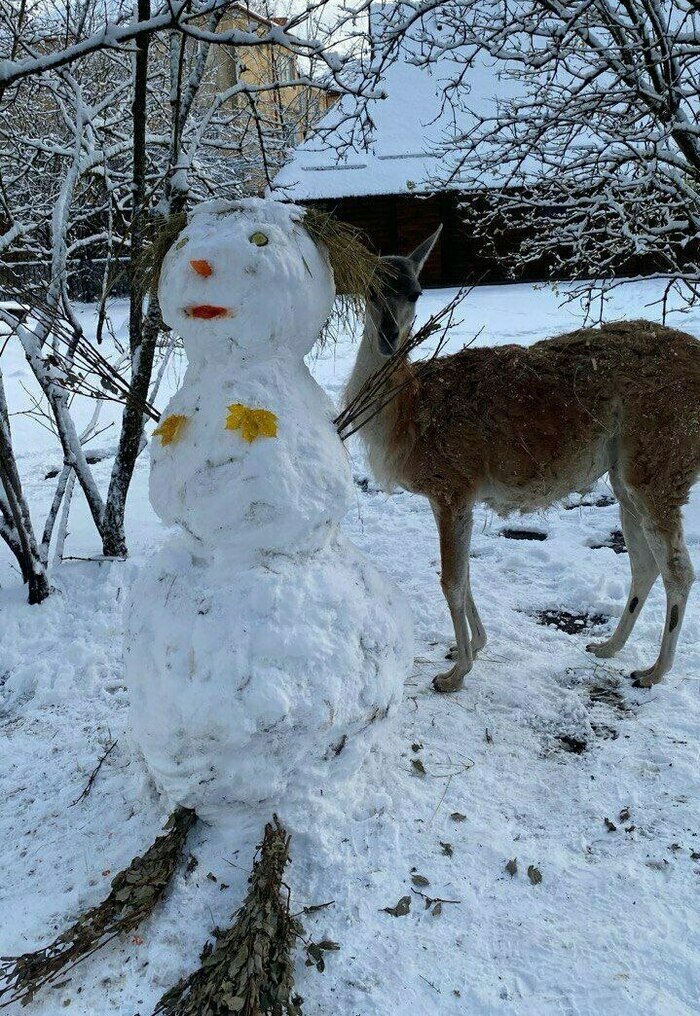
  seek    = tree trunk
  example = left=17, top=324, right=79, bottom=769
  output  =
left=102, top=0, right=152, bottom=559
left=101, top=299, right=161, bottom=557
left=0, top=370, right=50, bottom=603
left=0, top=493, right=31, bottom=583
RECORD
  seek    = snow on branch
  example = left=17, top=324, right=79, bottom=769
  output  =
left=372, top=0, right=700, bottom=302
left=0, top=0, right=374, bottom=94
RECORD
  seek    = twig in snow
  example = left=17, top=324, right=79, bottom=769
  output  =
left=69, top=739, right=118, bottom=807
left=427, top=774, right=453, bottom=828
left=60, top=556, right=112, bottom=563
left=410, top=888, right=462, bottom=906
left=0, top=807, right=196, bottom=1009
left=296, top=899, right=335, bottom=917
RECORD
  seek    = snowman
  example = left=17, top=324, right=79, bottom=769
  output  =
left=124, top=198, right=412, bottom=825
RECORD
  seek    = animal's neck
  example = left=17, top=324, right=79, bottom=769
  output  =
left=344, top=314, right=418, bottom=493
left=346, top=318, right=388, bottom=403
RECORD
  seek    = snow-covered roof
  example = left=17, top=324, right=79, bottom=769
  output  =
left=272, top=12, right=519, bottom=201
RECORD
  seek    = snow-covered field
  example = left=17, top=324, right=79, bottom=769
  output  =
left=1, top=279, right=699, bottom=1015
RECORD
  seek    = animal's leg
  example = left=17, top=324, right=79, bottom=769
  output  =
left=432, top=500, right=460, bottom=662
left=464, top=546, right=486, bottom=655
left=444, top=520, right=486, bottom=660
left=431, top=501, right=474, bottom=693
left=629, top=513, right=694, bottom=687
left=587, top=494, right=659, bottom=659
left=448, top=595, right=487, bottom=658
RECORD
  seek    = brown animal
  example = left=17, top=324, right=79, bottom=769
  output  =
left=346, top=233, right=700, bottom=692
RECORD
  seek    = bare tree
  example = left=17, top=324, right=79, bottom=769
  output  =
left=0, top=0, right=382, bottom=581
left=373, top=0, right=700, bottom=310
left=0, top=364, right=50, bottom=602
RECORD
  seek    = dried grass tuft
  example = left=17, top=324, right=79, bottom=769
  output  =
left=302, top=207, right=386, bottom=303
left=154, top=816, right=303, bottom=1016
left=113, top=205, right=384, bottom=349
left=302, top=208, right=395, bottom=349
left=134, top=211, right=188, bottom=296
left=0, top=807, right=196, bottom=1009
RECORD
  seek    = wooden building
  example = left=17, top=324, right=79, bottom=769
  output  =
left=272, top=20, right=667, bottom=287
left=299, top=192, right=530, bottom=289
left=271, top=32, right=556, bottom=287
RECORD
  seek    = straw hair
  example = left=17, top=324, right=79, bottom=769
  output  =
left=134, top=211, right=188, bottom=296
left=138, top=207, right=385, bottom=304
left=302, top=207, right=387, bottom=302
left=302, top=207, right=396, bottom=347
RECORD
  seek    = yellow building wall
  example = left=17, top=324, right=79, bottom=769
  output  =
left=211, top=11, right=306, bottom=132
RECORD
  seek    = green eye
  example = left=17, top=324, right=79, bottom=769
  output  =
left=249, top=231, right=269, bottom=247
left=175, top=236, right=189, bottom=250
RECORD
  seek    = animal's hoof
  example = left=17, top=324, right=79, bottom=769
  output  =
left=586, top=639, right=618, bottom=659
left=629, top=669, right=662, bottom=689
left=432, top=664, right=468, bottom=694
left=432, top=675, right=458, bottom=693
left=445, top=645, right=459, bottom=660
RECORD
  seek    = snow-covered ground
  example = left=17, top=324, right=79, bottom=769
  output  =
left=1, top=279, right=699, bottom=1015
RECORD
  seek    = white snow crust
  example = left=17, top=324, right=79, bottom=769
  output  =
left=1, top=277, right=698, bottom=1015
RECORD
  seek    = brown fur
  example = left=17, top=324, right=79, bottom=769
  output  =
left=366, top=319, right=700, bottom=690
left=384, top=321, right=700, bottom=519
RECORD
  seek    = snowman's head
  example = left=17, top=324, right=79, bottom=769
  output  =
left=158, top=198, right=335, bottom=364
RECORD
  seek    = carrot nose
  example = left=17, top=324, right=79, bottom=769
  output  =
left=190, top=259, right=213, bottom=278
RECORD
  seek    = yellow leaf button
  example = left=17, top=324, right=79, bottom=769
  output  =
left=153, top=413, right=189, bottom=446
left=225, top=403, right=278, bottom=443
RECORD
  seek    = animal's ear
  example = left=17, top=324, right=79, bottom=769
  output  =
left=408, top=225, right=442, bottom=274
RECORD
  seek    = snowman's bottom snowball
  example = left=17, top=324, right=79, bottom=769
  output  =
left=124, top=535, right=412, bottom=820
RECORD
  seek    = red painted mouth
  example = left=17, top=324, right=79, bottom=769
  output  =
left=187, top=304, right=229, bottom=320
